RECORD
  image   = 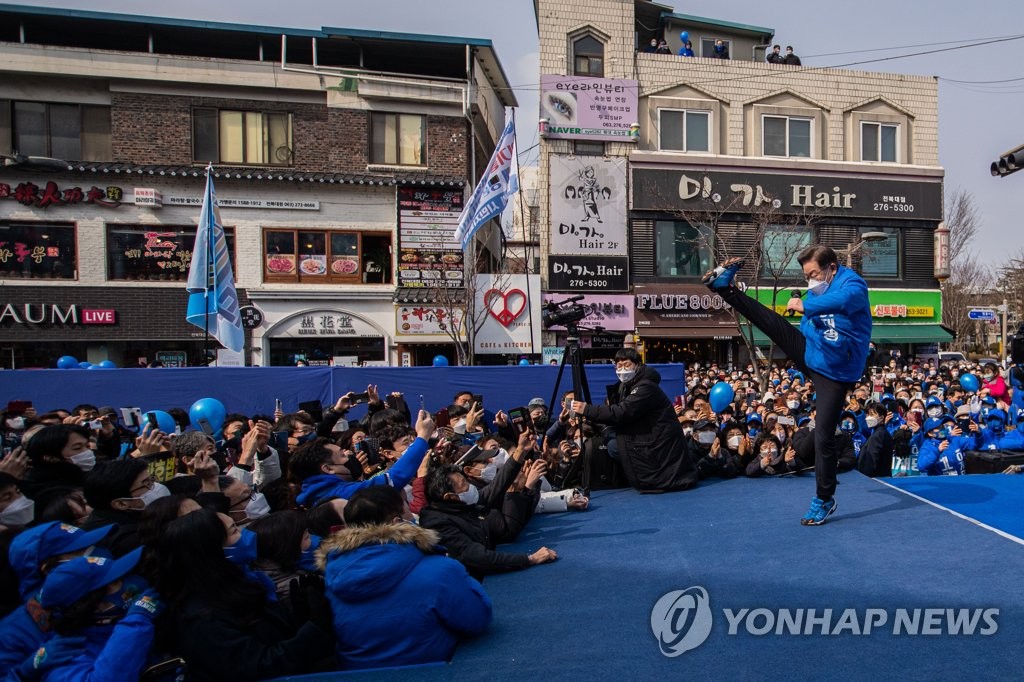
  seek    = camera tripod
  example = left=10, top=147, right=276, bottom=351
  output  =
left=548, top=324, right=594, bottom=490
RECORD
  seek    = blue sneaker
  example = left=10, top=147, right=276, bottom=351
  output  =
left=701, top=258, right=745, bottom=291
left=800, top=496, right=837, bottom=526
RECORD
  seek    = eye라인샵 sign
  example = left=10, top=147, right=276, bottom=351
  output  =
left=539, top=75, right=639, bottom=142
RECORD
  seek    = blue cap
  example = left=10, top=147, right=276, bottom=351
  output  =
left=9, top=522, right=114, bottom=599
left=746, top=413, right=762, bottom=424
left=38, top=547, right=142, bottom=610
left=925, top=396, right=943, bottom=409
left=881, top=393, right=895, bottom=403
left=986, top=408, right=1008, bottom=424
left=981, top=395, right=997, bottom=405
left=923, top=415, right=954, bottom=434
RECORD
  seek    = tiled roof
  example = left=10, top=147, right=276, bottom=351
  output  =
left=63, top=162, right=465, bottom=187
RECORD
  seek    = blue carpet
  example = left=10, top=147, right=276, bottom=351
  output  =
left=882, top=474, right=1024, bottom=542
left=278, top=473, right=1024, bottom=680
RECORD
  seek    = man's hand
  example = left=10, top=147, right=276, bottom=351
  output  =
left=1003, top=464, right=1023, bottom=474
left=525, top=459, right=548, bottom=489
left=333, top=392, right=354, bottom=412
left=968, top=421, right=979, bottom=433
left=97, top=415, right=115, bottom=437
left=517, top=430, right=536, bottom=453
left=192, top=450, right=220, bottom=480
left=528, top=546, right=559, bottom=565
left=786, top=297, right=804, bottom=314
left=415, top=409, right=435, bottom=440
left=134, top=424, right=169, bottom=457
left=367, top=384, right=381, bottom=406
left=465, top=402, right=484, bottom=433
left=494, top=410, right=509, bottom=428
left=250, top=419, right=272, bottom=453
left=784, top=446, right=797, bottom=463
left=570, top=400, right=586, bottom=415
left=709, top=438, right=721, bottom=457
left=938, top=440, right=949, bottom=452
left=0, top=447, right=29, bottom=479
left=568, top=491, right=589, bottom=510
left=239, top=425, right=261, bottom=466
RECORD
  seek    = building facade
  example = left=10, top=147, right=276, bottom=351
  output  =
left=0, top=5, right=515, bottom=368
left=535, top=0, right=948, bottom=366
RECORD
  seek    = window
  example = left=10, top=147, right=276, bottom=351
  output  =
left=700, top=38, right=731, bottom=58
left=760, top=227, right=811, bottom=279
left=859, top=227, right=900, bottom=277
left=573, top=140, right=605, bottom=156
left=573, top=35, right=604, bottom=77
left=370, top=113, right=425, bottom=166
left=193, top=108, right=293, bottom=165
left=654, top=221, right=715, bottom=278
left=0, top=100, right=110, bottom=161
left=861, top=122, right=898, bottom=163
left=763, top=116, right=811, bottom=158
left=659, top=109, right=710, bottom=152
left=106, top=225, right=236, bottom=282
left=0, top=223, right=77, bottom=280
left=263, top=229, right=392, bottom=284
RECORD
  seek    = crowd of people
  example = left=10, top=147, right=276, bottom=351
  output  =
left=0, top=346, right=1019, bottom=677
left=640, top=35, right=802, bottom=64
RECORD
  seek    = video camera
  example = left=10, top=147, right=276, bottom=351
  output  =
left=542, top=295, right=587, bottom=329
left=1012, top=323, right=1024, bottom=366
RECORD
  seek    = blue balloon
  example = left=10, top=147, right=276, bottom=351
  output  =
left=432, top=355, right=449, bottom=367
left=57, top=355, right=79, bottom=369
left=98, top=360, right=117, bottom=369
left=519, top=359, right=531, bottom=366
left=680, top=31, right=689, bottom=42
left=189, top=398, right=227, bottom=435
left=77, top=361, right=92, bottom=369
left=709, top=381, right=735, bottom=413
left=143, top=410, right=177, bottom=435
left=959, top=373, right=980, bottom=393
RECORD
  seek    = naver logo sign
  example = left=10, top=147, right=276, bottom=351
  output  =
left=651, top=586, right=999, bottom=656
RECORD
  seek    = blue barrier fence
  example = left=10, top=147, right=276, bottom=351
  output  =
left=0, top=364, right=687, bottom=418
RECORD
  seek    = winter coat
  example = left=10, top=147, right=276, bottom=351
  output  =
left=0, top=597, right=50, bottom=677
left=295, top=438, right=428, bottom=507
left=857, top=426, right=894, bottom=477
left=317, top=523, right=492, bottom=670
left=800, top=265, right=872, bottom=383
left=983, top=375, right=1009, bottom=403
left=37, top=615, right=154, bottom=682
left=582, top=365, right=697, bottom=492
left=917, top=436, right=970, bottom=476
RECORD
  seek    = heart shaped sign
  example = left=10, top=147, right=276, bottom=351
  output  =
left=484, top=288, right=527, bottom=327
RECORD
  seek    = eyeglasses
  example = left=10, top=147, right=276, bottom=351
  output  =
left=130, top=477, right=156, bottom=494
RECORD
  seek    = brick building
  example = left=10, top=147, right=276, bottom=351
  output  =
left=0, top=5, right=515, bottom=368
left=535, top=0, right=949, bottom=366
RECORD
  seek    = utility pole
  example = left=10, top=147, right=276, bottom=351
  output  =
left=1001, top=299, right=1009, bottom=366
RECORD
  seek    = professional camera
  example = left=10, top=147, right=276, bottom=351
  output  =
left=542, top=295, right=587, bottom=329
left=1012, top=323, right=1024, bottom=366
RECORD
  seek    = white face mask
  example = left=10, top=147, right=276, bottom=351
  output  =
left=245, top=493, right=271, bottom=520
left=139, top=482, right=171, bottom=507
left=865, top=416, right=881, bottom=428
left=616, top=368, right=638, bottom=383
left=682, top=427, right=693, bottom=436
left=786, top=400, right=800, bottom=410
left=5, top=417, right=26, bottom=431
left=927, top=407, right=943, bottom=418
left=456, top=484, right=479, bottom=506
left=69, top=449, right=96, bottom=472
left=480, top=462, right=498, bottom=482
left=727, top=435, right=742, bottom=449
left=0, top=495, right=34, bottom=526
left=492, top=448, right=510, bottom=466
left=453, top=418, right=467, bottom=435
left=697, top=431, right=717, bottom=445
left=807, top=268, right=833, bottom=296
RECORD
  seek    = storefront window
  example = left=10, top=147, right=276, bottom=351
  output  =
left=263, top=229, right=392, bottom=284
left=106, top=225, right=235, bottom=282
left=860, top=227, right=900, bottom=277
left=654, top=220, right=714, bottom=278
left=0, top=222, right=76, bottom=279
left=760, top=226, right=811, bottom=279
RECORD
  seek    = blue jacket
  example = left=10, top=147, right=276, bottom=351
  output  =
left=976, top=426, right=1004, bottom=451
left=318, top=522, right=492, bottom=670
left=0, top=597, right=50, bottom=677
left=997, top=429, right=1024, bottom=451
left=295, top=437, right=428, bottom=507
left=800, top=265, right=872, bottom=383
left=917, top=435, right=970, bottom=476
left=39, top=614, right=154, bottom=682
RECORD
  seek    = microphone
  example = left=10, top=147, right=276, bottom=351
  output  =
left=785, top=289, right=803, bottom=317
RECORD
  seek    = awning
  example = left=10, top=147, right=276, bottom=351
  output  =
left=636, top=326, right=740, bottom=339
left=751, top=323, right=954, bottom=346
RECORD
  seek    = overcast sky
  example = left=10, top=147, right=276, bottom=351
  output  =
left=21, top=0, right=1024, bottom=263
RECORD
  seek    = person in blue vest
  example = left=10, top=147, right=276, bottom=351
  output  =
left=917, top=416, right=970, bottom=476
left=704, top=245, right=872, bottom=525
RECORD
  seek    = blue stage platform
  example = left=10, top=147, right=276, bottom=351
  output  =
left=278, top=472, right=1024, bottom=680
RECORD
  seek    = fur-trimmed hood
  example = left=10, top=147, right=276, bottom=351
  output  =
left=316, top=523, right=442, bottom=602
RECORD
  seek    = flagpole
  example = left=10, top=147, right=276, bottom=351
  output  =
left=205, top=164, right=213, bottom=367
left=510, top=109, right=535, bottom=356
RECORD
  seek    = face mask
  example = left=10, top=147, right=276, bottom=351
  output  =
left=480, top=462, right=498, bottom=482
left=456, top=484, right=479, bottom=506
left=224, top=527, right=258, bottom=566
left=70, top=449, right=96, bottom=472
left=984, top=374, right=994, bottom=381
left=93, top=574, right=149, bottom=625
left=5, top=417, right=25, bottom=431
left=0, top=495, right=34, bottom=526
left=123, top=482, right=170, bottom=510
left=840, top=421, right=856, bottom=433
left=298, top=534, right=322, bottom=572
left=807, top=278, right=829, bottom=296
left=727, top=435, right=742, bottom=449
left=761, top=448, right=778, bottom=459
left=775, top=431, right=787, bottom=444
left=453, top=418, right=468, bottom=435
left=807, top=419, right=815, bottom=431
left=988, top=421, right=1004, bottom=434
left=245, top=493, right=271, bottom=520
left=492, top=448, right=510, bottom=466
left=927, top=407, right=943, bottom=418
left=616, top=368, right=638, bottom=383
left=697, top=431, right=717, bottom=445
left=786, top=400, right=800, bottom=410
left=865, top=416, right=880, bottom=428
left=935, top=429, right=949, bottom=440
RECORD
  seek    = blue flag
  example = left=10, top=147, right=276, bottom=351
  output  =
left=186, top=167, right=244, bottom=353
left=454, top=110, right=518, bottom=249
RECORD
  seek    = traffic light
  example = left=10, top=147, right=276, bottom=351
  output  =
left=991, top=145, right=1024, bottom=177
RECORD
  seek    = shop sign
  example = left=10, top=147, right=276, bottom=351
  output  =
left=540, top=75, right=639, bottom=141
left=163, top=196, right=320, bottom=210
left=273, top=311, right=380, bottom=339
left=547, top=255, right=629, bottom=292
left=240, top=306, right=264, bottom=329
left=397, top=187, right=464, bottom=288
left=395, top=306, right=465, bottom=337
left=133, top=188, right=163, bottom=207
left=632, top=168, right=942, bottom=221
left=0, top=303, right=117, bottom=326
left=749, top=288, right=942, bottom=322
left=549, top=156, right=627, bottom=256
left=156, top=351, right=187, bottom=368
left=542, top=294, right=634, bottom=331
left=0, top=180, right=123, bottom=208
left=473, top=274, right=542, bottom=354
left=634, top=285, right=735, bottom=329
